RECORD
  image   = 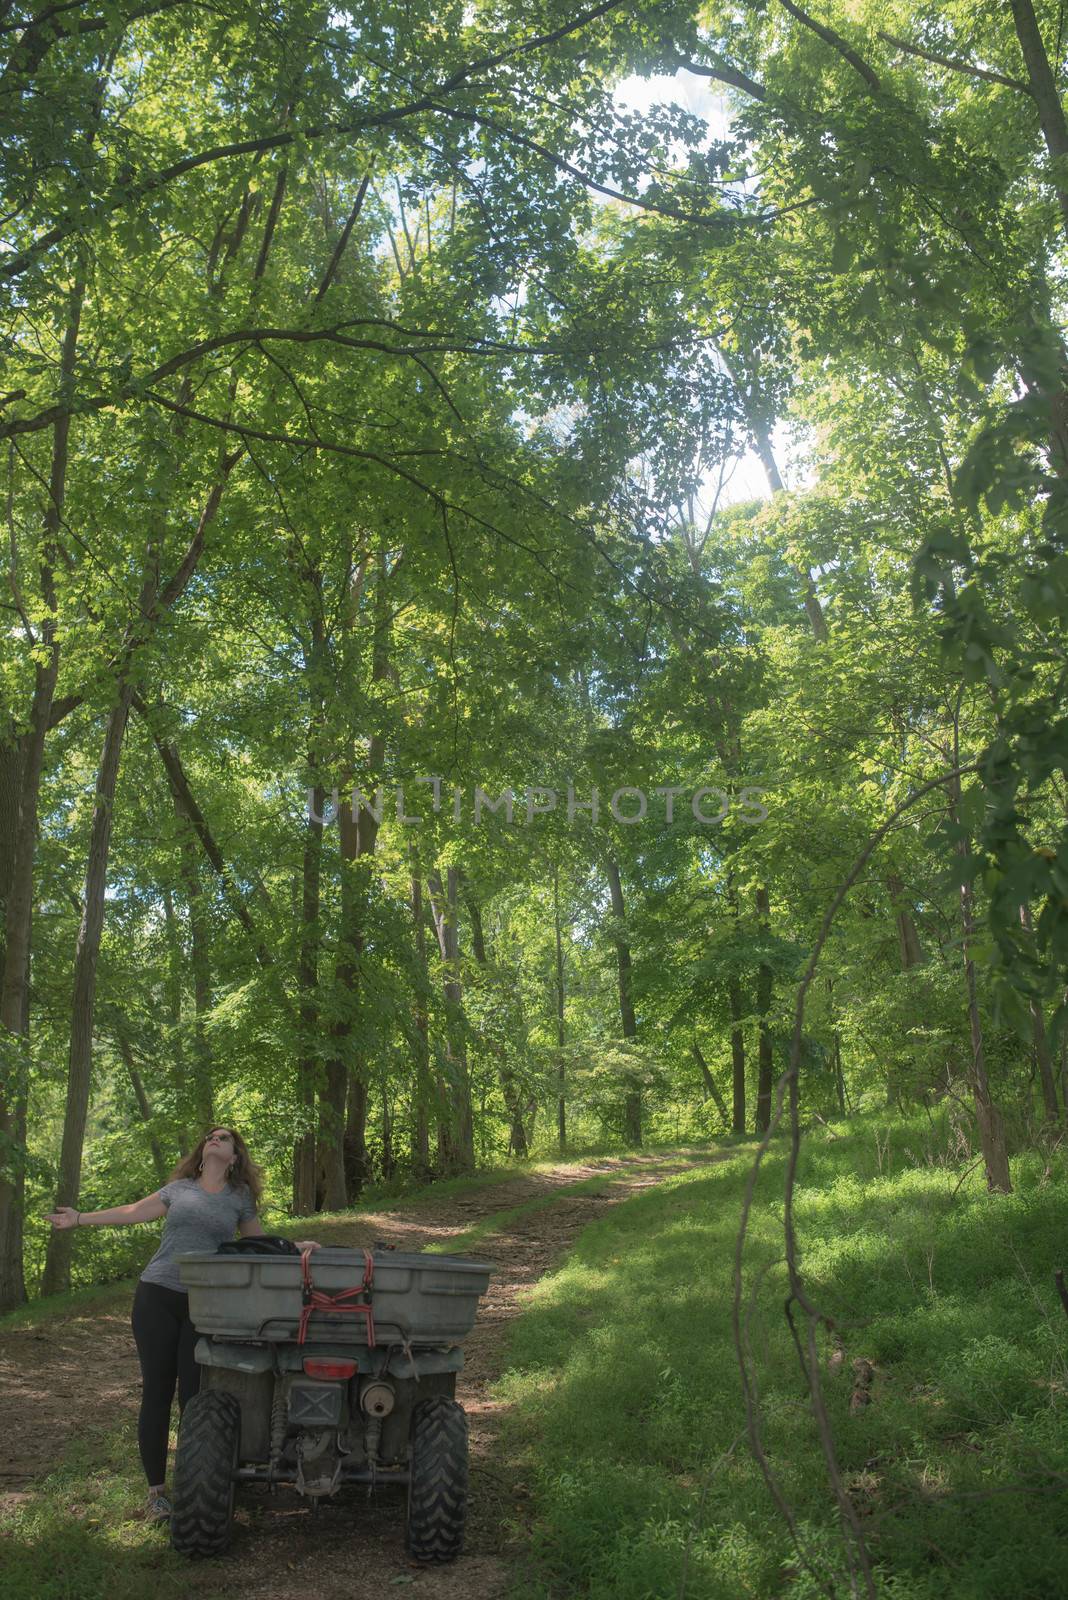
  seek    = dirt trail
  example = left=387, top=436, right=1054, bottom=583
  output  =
left=0, top=1150, right=715, bottom=1599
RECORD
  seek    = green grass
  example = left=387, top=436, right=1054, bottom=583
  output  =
left=0, top=1276, right=135, bottom=1333
left=0, top=1420, right=228, bottom=1600
left=496, top=1117, right=1068, bottom=1599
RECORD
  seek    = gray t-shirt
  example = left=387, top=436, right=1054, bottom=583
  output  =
left=140, top=1177, right=257, bottom=1292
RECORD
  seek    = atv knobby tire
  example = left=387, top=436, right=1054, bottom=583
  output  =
left=171, top=1389, right=241, bottom=1558
left=405, top=1395, right=468, bottom=1562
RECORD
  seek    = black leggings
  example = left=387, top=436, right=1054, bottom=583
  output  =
left=130, top=1279, right=201, bottom=1486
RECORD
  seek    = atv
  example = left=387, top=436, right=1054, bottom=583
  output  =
left=171, top=1241, right=491, bottom=1562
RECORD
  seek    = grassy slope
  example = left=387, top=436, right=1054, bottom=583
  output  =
left=497, top=1117, right=1068, bottom=1600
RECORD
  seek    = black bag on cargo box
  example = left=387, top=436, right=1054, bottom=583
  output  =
left=216, top=1236, right=301, bottom=1256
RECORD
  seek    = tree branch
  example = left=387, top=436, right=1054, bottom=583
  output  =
left=429, top=100, right=763, bottom=227
left=313, top=170, right=372, bottom=301
left=137, top=391, right=577, bottom=585
left=777, top=0, right=881, bottom=92
left=0, top=316, right=753, bottom=443
left=878, top=30, right=1033, bottom=95
left=0, top=0, right=190, bottom=85
left=668, top=54, right=766, bottom=102
left=135, top=695, right=280, bottom=977
left=0, top=0, right=631, bottom=280
left=1009, top=0, right=1068, bottom=244
left=154, top=447, right=242, bottom=612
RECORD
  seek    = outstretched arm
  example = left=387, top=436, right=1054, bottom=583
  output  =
left=45, top=1194, right=168, bottom=1229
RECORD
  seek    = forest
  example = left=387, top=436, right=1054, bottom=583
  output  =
left=3, top=1, right=1068, bottom=1596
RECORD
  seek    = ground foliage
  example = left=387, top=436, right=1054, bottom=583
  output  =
left=501, top=1116, right=1068, bottom=1600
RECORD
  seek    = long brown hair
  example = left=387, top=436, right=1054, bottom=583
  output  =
left=168, top=1126, right=264, bottom=1207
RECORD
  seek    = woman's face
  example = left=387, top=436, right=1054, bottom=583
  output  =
left=204, top=1128, right=236, bottom=1159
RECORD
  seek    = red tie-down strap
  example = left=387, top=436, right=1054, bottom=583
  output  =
left=297, top=1247, right=376, bottom=1347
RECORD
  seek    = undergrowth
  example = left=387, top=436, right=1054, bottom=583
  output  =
left=497, top=1114, right=1068, bottom=1599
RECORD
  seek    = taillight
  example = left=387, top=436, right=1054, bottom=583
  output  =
left=302, top=1357, right=358, bottom=1379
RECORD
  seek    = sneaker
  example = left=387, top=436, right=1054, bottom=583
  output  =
left=145, top=1492, right=172, bottom=1523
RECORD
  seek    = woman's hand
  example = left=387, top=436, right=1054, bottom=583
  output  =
left=294, top=1239, right=321, bottom=1251
left=45, top=1207, right=79, bottom=1230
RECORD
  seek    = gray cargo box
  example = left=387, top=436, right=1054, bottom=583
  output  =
left=177, top=1248, right=491, bottom=1344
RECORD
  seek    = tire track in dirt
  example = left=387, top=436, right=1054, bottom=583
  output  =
left=0, top=1150, right=720, bottom=1599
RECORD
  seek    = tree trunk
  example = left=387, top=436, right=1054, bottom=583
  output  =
left=1020, top=902, right=1061, bottom=1123
left=176, top=792, right=214, bottom=1130
left=0, top=883, right=29, bottom=1311
left=0, top=270, right=85, bottom=1312
left=43, top=466, right=180, bottom=1295
left=948, top=765, right=1012, bottom=1193
left=381, top=1076, right=395, bottom=1180
left=554, top=865, right=566, bottom=1154
left=161, top=885, right=193, bottom=1150
left=755, top=886, right=774, bottom=1135
left=294, top=587, right=325, bottom=1215
left=960, top=883, right=1012, bottom=1192
left=329, top=789, right=373, bottom=1218
left=409, top=864, right=432, bottom=1182
left=42, top=687, right=134, bottom=1294
left=294, top=777, right=323, bottom=1216
left=427, top=866, right=475, bottom=1172
left=316, top=1058, right=348, bottom=1211
left=606, top=859, right=641, bottom=1146
left=319, top=798, right=357, bottom=1212
left=885, top=869, right=925, bottom=1105
left=113, top=1024, right=169, bottom=1184
left=691, top=1040, right=730, bottom=1128
left=0, top=730, right=28, bottom=1311
left=825, top=978, right=848, bottom=1116
left=887, top=871, right=924, bottom=970
left=320, top=547, right=390, bottom=1208
left=832, top=1030, right=846, bottom=1115
left=1009, top=0, right=1068, bottom=243
left=343, top=1070, right=369, bottom=1197
left=36, top=407, right=241, bottom=1274
left=467, top=890, right=528, bottom=1156
left=0, top=736, right=23, bottom=971
left=726, top=874, right=747, bottom=1134
left=727, top=977, right=747, bottom=1132
left=1006, top=3, right=1068, bottom=472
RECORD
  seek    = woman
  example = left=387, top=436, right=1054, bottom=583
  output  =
left=46, top=1126, right=317, bottom=1522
